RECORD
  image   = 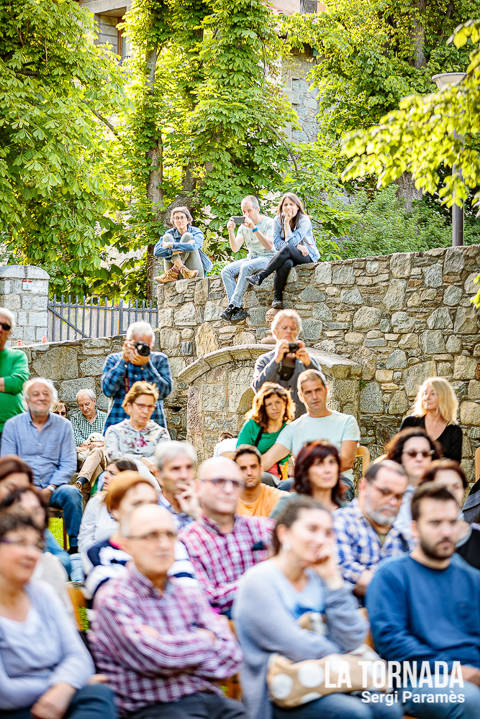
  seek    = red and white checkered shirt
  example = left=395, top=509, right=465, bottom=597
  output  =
left=89, top=563, right=242, bottom=715
left=179, top=514, right=273, bottom=614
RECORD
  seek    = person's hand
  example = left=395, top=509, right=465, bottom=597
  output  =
left=460, top=666, right=480, bottom=686
left=295, top=342, right=311, bottom=367
left=122, top=339, right=135, bottom=363
left=243, top=215, right=255, bottom=229
left=353, top=569, right=374, bottom=597
left=31, top=683, right=76, bottom=719
left=162, top=239, right=173, bottom=248
left=310, top=543, right=343, bottom=589
left=297, top=244, right=309, bottom=257
left=274, top=339, right=291, bottom=364
left=88, top=674, right=108, bottom=685
left=227, top=218, right=236, bottom=232
left=141, top=458, right=158, bottom=475
left=197, top=627, right=217, bottom=645
left=130, top=344, right=150, bottom=366
left=176, top=483, right=201, bottom=520
left=40, top=487, right=54, bottom=502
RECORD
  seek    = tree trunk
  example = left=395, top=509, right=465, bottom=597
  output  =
left=145, top=48, right=163, bottom=300
left=412, top=0, right=427, bottom=69
left=396, top=172, right=422, bottom=212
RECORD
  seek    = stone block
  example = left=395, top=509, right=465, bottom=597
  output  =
left=58, top=377, right=96, bottom=401
left=316, top=339, right=336, bottom=353
left=79, top=356, right=107, bottom=376
left=32, top=346, right=79, bottom=380
left=360, top=381, right=383, bottom=413
left=376, top=369, right=393, bottom=382
left=174, top=302, right=197, bottom=326
left=302, top=319, right=323, bottom=341
left=390, top=253, right=411, bottom=278
left=388, top=390, right=409, bottom=415
left=195, top=323, right=219, bottom=357
left=427, top=307, right=453, bottom=330
left=391, top=312, right=415, bottom=332
left=420, top=330, right=445, bottom=354
left=453, top=355, right=477, bottom=380
left=468, top=380, right=480, bottom=400
left=160, top=328, right=180, bottom=352
left=300, top=287, right=326, bottom=303
left=383, top=279, right=406, bottom=310
left=180, top=341, right=194, bottom=355
left=156, top=308, right=173, bottom=328
left=385, top=349, right=407, bottom=369
left=204, top=301, right=223, bottom=322
left=312, top=304, right=333, bottom=321
left=443, top=285, right=462, bottom=306
left=454, top=306, right=479, bottom=334
left=28, top=311, right=47, bottom=327
left=460, top=401, right=480, bottom=426
left=352, top=306, right=381, bottom=331
left=345, top=332, right=364, bottom=344
left=340, top=288, right=363, bottom=305
left=21, top=294, right=48, bottom=311
left=332, top=264, right=354, bottom=285
left=404, top=361, right=436, bottom=396
left=443, top=248, right=465, bottom=274
left=236, top=331, right=256, bottom=345
left=437, top=362, right=453, bottom=377
left=314, top=262, right=332, bottom=285
left=423, top=264, right=443, bottom=288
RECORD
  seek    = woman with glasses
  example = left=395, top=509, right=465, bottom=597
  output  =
left=237, top=382, right=295, bottom=484
left=0, top=512, right=117, bottom=718
left=104, top=381, right=169, bottom=487
left=52, top=400, right=68, bottom=418
left=400, top=376, right=462, bottom=462
left=83, top=472, right=196, bottom=601
left=385, top=427, right=441, bottom=535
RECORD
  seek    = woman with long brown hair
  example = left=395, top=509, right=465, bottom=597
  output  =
left=246, top=193, right=320, bottom=308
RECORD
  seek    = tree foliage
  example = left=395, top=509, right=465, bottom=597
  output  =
left=0, top=0, right=126, bottom=296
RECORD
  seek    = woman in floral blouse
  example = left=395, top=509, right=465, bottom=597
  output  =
left=104, top=381, right=169, bottom=486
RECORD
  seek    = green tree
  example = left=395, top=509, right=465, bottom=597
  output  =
left=1, top=0, right=126, bottom=296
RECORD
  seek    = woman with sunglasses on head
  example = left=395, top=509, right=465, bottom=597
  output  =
left=0, top=512, right=117, bottom=719
left=246, top=193, right=319, bottom=309
left=385, top=427, right=442, bottom=535
left=0, top=307, right=29, bottom=444
left=400, top=377, right=462, bottom=462
left=52, top=400, right=68, bottom=419
left=271, top=441, right=347, bottom=519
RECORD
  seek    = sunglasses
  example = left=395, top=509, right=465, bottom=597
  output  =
left=403, top=449, right=434, bottom=459
left=57, top=410, right=67, bottom=416
left=0, top=322, right=11, bottom=331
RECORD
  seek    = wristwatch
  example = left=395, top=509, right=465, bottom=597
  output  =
left=252, top=226, right=258, bottom=233
left=47, top=484, right=56, bottom=493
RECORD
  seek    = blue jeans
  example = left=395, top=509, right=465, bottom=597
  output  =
left=272, top=692, right=403, bottom=719
left=221, top=256, right=271, bottom=307
left=126, top=690, right=245, bottom=718
left=0, top=684, right=117, bottom=719
left=400, top=681, right=480, bottom=719
left=50, top=484, right=83, bottom=548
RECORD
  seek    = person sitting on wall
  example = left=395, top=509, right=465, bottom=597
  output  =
left=233, top=445, right=287, bottom=517
left=102, top=320, right=172, bottom=432
left=246, top=192, right=320, bottom=309
left=71, top=389, right=107, bottom=496
left=252, top=309, right=320, bottom=419
left=220, top=195, right=275, bottom=324
left=0, top=306, right=29, bottom=445
left=154, top=205, right=212, bottom=283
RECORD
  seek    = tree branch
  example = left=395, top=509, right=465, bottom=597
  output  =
left=81, top=100, right=120, bottom=138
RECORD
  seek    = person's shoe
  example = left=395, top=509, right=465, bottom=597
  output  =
left=180, top=266, right=198, bottom=280
left=154, top=267, right=180, bottom=283
left=220, top=305, right=235, bottom=321
left=272, top=300, right=283, bottom=309
left=75, top=476, right=88, bottom=490
left=229, top=307, right=249, bottom=323
left=246, top=273, right=263, bottom=287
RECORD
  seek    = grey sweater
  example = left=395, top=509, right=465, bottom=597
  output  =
left=233, top=559, right=366, bottom=719
left=252, top=350, right=320, bottom=418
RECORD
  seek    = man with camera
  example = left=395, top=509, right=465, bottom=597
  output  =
left=252, top=309, right=320, bottom=418
left=220, top=196, right=275, bottom=323
left=101, top=321, right=172, bottom=432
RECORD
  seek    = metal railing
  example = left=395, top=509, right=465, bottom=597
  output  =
left=47, top=296, right=158, bottom=342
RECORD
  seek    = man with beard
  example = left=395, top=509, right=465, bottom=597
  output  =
left=367, top=482, right=480, bottom=718
left=333, top=460, right=410, bottom=599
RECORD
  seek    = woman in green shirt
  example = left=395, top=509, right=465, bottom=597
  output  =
left=237, top=382, right=295, bottom=482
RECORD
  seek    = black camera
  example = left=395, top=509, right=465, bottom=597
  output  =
left=231, top=216, right=245, bottom=225
left=288, top=342, right=299, bottom=353
left=134, top=341, right=151, bottom=357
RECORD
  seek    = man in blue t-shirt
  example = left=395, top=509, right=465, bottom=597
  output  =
left=367, top=482, right=480, bottom=718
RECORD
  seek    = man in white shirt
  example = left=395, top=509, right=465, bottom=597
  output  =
left=220, top=196, right=274, bottom=323
left=262, top=369, right=360, bottom=492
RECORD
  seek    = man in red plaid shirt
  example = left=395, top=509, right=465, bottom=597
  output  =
left=90, top=503, right=245, bottom=718
left=179, top=456, right=273, bottom=617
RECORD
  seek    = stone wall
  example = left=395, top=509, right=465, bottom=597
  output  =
left=281, top=51, right=319, bottom=143
left=0, top=265, right=49, bottom=345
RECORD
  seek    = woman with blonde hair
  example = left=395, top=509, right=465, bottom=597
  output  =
left=400, top=376, right=462, bottom=461
left=237, top=382, right=295, bottom=482
left=246, top=193, right=319, bottom=308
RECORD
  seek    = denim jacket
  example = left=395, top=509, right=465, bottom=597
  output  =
left=153, top=225, right=213, bottom=273
left=273, top=213, right=320, bottom=262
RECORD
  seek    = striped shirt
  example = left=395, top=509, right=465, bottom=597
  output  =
left=89, top=564, right=242, bottom=714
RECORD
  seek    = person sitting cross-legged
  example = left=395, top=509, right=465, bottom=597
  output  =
left=153, top=205, right=212, bottom=283
left=234, top=445, right=287, bottom=518
left=179, top=456, right=272, bottom=617
left=71, top=389, right=108, bottom=496
left=89, top=503, right=246, bottom=719
left=367, top=482, right=480, bottom=719
left=1, top=378, right=81, bottom=553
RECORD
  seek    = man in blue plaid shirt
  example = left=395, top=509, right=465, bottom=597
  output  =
left=334, top=460, right=412, bottom=601
left=102, top=321, right=172, bottom=433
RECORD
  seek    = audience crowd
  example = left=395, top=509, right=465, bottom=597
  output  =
left=0, top=281, right=479, bottom=719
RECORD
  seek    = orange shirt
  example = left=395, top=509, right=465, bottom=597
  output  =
left=237, top=484, right=288, bottom=518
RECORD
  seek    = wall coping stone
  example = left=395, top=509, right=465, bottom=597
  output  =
left=0, top=265, right=49, bottom=279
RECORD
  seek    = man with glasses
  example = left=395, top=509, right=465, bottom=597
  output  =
left=0, top=307, right=29, bottom=445
left=334, top=460, right=411, bottom=600
left=90, top=503, right=246, bottom=719
left=179, top=456, right=273, bottom=616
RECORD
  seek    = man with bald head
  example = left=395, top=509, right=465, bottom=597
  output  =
left=91, top=504, right=245, bottom=718
left=179, top=456, right=273, bottom=616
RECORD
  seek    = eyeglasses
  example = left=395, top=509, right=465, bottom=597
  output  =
left=56, top=410, right=67, bottom=416
left=403, top=449, right=434, bottom=459
left=132, top=402, right=155, bottom=411
left=371, top=485, right=405, bottom=502
left=201, top=477, right=245, bottom=490
left=0, top=322, right=11, bottom=331
left=0, top=537, right=45, bottom=552
left=127, top=530, right=177, bottom=542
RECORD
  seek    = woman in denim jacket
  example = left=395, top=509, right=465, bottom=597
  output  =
left=154, top=206, right=213, bottom=283
left=246, top=193, right=319, bottom=308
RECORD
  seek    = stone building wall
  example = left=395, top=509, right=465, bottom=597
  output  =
left=0, top=265, right=49, bottom=345
left=281, top=51, right=319, bottom=143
